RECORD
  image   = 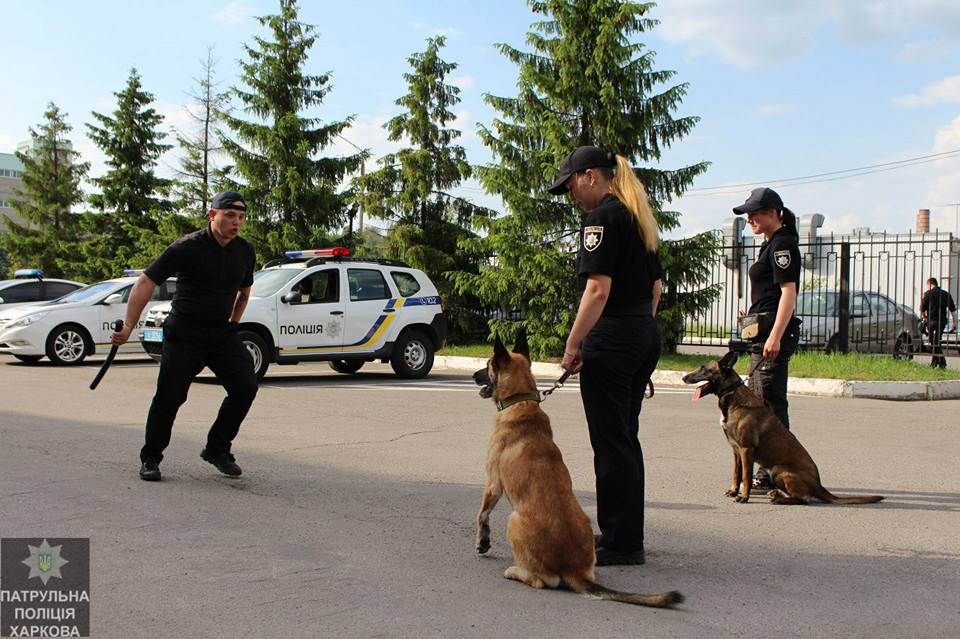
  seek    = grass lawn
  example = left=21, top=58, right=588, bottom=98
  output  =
left=439, top=344, right=960, bottom=382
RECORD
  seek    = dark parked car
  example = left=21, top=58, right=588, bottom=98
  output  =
left=796, top=290, right=922, bottom=358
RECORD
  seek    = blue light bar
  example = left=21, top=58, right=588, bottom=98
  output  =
left=122, top=269, right=144, bottom=277
left=14, top=269, right=43, bottom=279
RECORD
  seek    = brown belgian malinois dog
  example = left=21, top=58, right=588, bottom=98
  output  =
left=472, top=332, right=683, bottom=608
left=682, top=351, right=884, bottom=506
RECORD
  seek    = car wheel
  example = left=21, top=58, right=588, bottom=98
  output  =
left=329, top=360, right=364, bottom=374
left=390, top=330, right=434, bottom=379
left=238, top=331, right=269, bottom=380
left=825, top=334, right=840, bottom=355
left=893, top=333, right=914, bottom=361
left=45, top=324, right=90, bottom=365
left=13, top=355, right=42, bottom=364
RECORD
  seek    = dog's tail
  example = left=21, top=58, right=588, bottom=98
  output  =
left=814, top=487, right=884, bottom=505
left=566, top=578, right=682, bottom=608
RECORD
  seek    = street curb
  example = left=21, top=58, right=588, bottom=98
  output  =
left=434, top=355, right=960, bottom=401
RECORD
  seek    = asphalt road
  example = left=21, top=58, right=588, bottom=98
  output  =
left=1, top=354, right=958, bottom=638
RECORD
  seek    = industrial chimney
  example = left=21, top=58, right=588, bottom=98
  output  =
left=917, top=208, right=930, bottom=234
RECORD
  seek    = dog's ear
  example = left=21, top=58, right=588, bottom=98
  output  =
left=512, top=328, right=529, bottom=358
left=719, top=350, right=739, bottom=370
left=493, top=333, right=510, bottom=368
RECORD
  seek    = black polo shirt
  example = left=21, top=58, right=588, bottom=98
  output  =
left=145, top=226, right=256, bottom=326
left=576, top=193, right=663, bottom=317
left=748, top=226, right=801, bottom=314
left=921, top=287, right=956, bottom=325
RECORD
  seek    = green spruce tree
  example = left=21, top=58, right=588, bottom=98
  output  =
left=0, top=103, right=89, bottom=278
left=79, top=68, right=173, bottom=279
left=454, top=0, right=717, bottom=356
left=358, top=36, right=487, bottom=339
left=220, top=0, right=362, bottom=259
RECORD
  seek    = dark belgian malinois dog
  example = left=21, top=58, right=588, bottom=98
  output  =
left=682, top=351, right=884, bottom=506
left=472, top=332, right=683, bottom=608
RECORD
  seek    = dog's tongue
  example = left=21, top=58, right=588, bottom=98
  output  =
left=692, top=385, right=704, bottom=401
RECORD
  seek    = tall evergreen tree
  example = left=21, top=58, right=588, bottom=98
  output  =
left=221, top=0, right=362, bottom=258
left=0, top=103, right=89, bottom=278
left=358, top=36, right=487, bottom=339
left=78, top=68, right=173, bottom=279
left=453, top=0, right=717, bottom=356
left=172, top=47, right=231, bottom=214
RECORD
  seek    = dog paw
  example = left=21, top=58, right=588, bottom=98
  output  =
left=724, top=488, right=739, bottom=498
left=735, top=494, right=750, bottom=503
left=476, top=538, right=491, bottom=554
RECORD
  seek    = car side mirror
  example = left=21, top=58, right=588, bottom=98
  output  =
left=0, top=297, right=4, bottom=304
left=281, top=291, right=300, bottom=304
left=103, top=293, right=124, bottom=305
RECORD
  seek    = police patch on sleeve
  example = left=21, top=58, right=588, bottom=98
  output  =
left=774, top=250, right=791, bottom=269
left=583, top=226, right=604, bottom=252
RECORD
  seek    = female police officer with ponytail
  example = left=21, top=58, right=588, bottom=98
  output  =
left=551, top=146, right=662, bottom=566
left=733, top=187, right=801, bottom=490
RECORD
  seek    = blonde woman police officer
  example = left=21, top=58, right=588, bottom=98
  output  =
left=551, top=146, right=662, bottom=566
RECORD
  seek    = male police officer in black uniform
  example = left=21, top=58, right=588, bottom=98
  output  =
left=112, top=190, right=258, bottom=481
left=920, top=277, right=957, bottom=368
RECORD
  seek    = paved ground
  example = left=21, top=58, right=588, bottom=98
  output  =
left=1, top=354, right=958, bottom=638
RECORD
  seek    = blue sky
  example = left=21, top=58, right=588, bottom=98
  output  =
left=4, top=0, right=960, bottom=238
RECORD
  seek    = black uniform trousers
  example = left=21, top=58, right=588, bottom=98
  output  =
left=748, top=319, right=800, bottom=429
left=928, top=321, right=947, bottom=368
left=141, top=324, right=258, bottom=463
left=579, top=315, right=660, bottom=552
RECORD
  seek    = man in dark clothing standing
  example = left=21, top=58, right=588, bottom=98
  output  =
left=920, top=277, right=957, bottom=369
left=111, top=190, right=258, bottom=481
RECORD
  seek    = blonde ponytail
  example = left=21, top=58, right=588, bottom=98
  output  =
left=608, top=155, right=659, bottom=252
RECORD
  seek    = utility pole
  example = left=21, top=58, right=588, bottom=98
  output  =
left=338, top=134, right=366, bottom=233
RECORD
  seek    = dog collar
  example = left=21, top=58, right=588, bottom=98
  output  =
left=495, top=392, right=542, bottom=411
left=715, top=379, right=744, bottom=399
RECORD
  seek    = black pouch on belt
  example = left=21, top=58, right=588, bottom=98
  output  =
left=738, top=312, right=775, bottom=342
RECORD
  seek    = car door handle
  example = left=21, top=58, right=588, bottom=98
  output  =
left=384, top=308, right=395, bottom=313
left=329, top=311, right=343, bottom=316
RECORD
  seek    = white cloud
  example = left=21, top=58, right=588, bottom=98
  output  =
left=214, top=2, right=253, bottom=26
left=897, top=38, right=953, bottom=62
left=410, top=22, right=463, bottom=39
left=754, top=103, right=791, bottom=117
left=894, top=75, right=960, bottom=108
left=655, top=0, right=960, bottom=68
left=450, top=75, right=474, bottom=90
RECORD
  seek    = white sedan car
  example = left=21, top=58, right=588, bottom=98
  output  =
left=0, top=275, right=176, bottom=365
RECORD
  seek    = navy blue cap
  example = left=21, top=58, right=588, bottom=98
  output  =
left=733, top=187, right=783, bottom=215
left=548, top=146, right=617, bottom=195
left=210, top=190, right=246, bottom=211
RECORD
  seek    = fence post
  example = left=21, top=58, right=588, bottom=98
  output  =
left=838, top=241, right=850, bottom=354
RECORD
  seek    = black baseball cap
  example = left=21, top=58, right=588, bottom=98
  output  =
left=547, top=146, right=617, bottom=195
left=733, top=187, right=783, bottom=215
left=210, top=190, right=246, bottom=211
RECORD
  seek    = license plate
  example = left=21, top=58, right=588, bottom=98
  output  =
left=143, top=328, right=164, bottom=342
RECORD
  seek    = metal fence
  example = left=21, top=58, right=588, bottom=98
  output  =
left=678, top=231, right=960, bottom=357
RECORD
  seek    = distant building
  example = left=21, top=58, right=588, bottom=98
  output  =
left=0, top=152, right=26, bottom=230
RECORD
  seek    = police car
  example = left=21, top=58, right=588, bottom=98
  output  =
left=0, top=271, right=176, bottom=365
left=0, top=269, right=85, bottom=310
left=140, top=248, right=447, bottom=379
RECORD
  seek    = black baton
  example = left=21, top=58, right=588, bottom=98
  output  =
left=89, top=319, right=125, bottom=390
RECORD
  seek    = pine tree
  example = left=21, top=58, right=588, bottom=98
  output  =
left=172, top=47, right=231, bottom=215
left=357, top=36, right=487, bottom=339
left=0, top=103, right=89, bottom=278
left=79, top=68, right=173, bottom=279
left=453, top=0, right=717, bottom=356
left=220, top=0, right=362, bottom=259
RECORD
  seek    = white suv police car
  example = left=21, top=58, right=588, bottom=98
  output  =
left=0, top=271, right=176, bottom=365
left=141, top=248, right=446, bottom=379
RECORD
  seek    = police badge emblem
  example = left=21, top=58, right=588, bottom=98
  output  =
left=774, top=250, right=791, bottom=269
left=583, top=225, right=604, bottom=252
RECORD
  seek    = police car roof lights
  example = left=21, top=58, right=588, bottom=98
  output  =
left=284, top=247, right=351, bottom=258
left=123, top=269, right=144, bottom=277
left=14, top=269, right=44, bottom=279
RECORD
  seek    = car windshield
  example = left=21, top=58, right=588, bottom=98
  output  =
left=46, top=281, right=118, bottom=304
left=797, top=292, right=837, bottom=316
left=250, top=269, right=299, bottom=298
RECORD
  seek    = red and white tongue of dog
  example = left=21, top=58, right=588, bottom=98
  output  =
left=692, top=385, right=706, bottom=401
